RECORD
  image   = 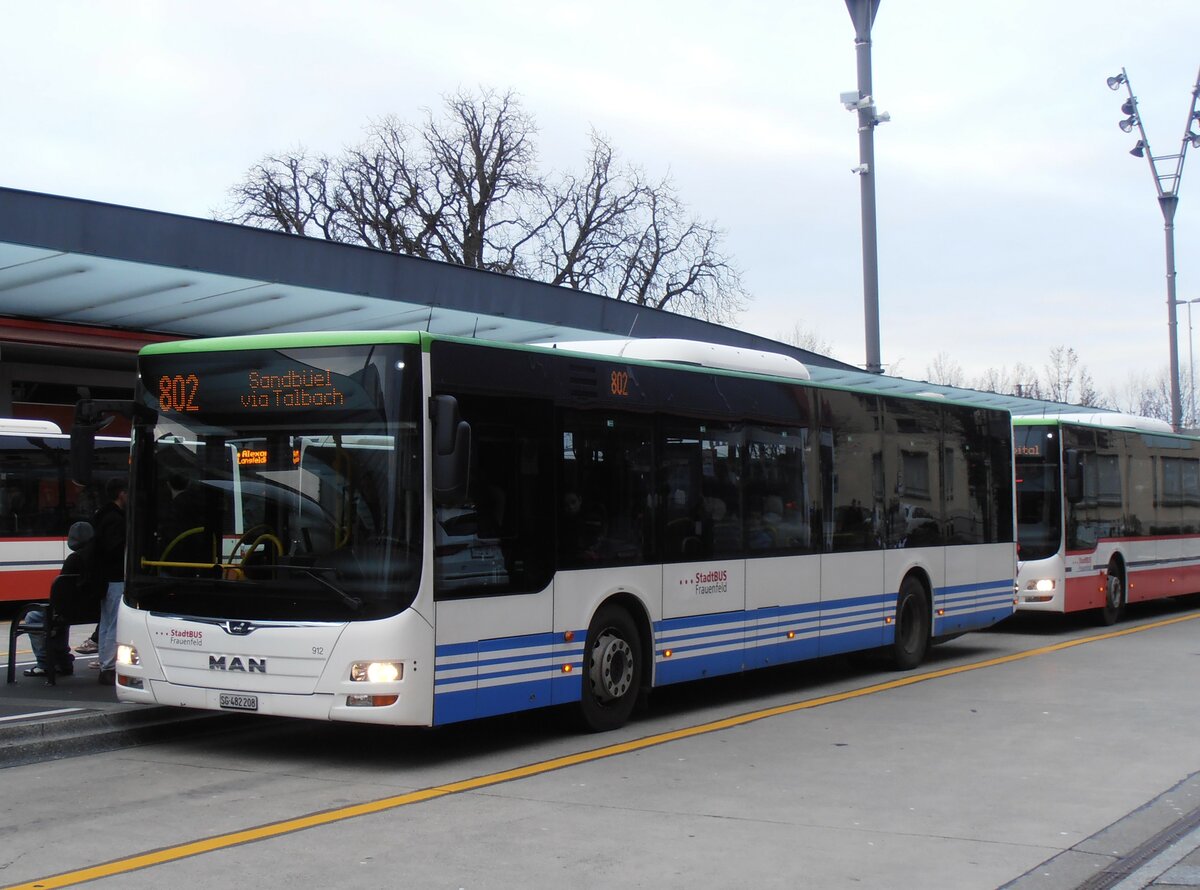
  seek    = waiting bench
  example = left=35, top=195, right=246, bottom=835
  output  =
left=6, top=574, right=99, bottom=685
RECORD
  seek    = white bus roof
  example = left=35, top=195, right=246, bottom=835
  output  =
left=0, top=418, right=63, bottom=435
left=537, top=338, right=811, bottom=381
left=1012, top=411, right=1174, bottom=433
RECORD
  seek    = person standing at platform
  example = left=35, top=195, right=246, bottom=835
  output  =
left=93, top=477, right=128, bottom=686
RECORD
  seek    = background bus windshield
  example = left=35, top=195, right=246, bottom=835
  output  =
left=132, top=344, right=422, bottom=621
left=1015, top=425, right=1061, bottom=562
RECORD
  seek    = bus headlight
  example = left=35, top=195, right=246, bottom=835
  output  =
left=116, top=644, right=140, bottom=666
left=350, top=661, right=403, bottom=683
left=1025, top=579, right=1055, bottom=592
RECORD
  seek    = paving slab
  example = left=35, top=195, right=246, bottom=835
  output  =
left=2, top=619, right=223, bottom=767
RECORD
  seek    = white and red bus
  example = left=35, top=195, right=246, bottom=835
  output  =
left=1014, top=414, right=1200, bottom=623
left=0, top=418, right=128, bottom=604
left=74, top=331, right=1017, bottom=730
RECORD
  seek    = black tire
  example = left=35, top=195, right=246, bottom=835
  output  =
left=1098, top=565, right=1125, bottom=626
left=891, top=575, right=930, bottom=670
left=578, top=604, right=643, bottom=732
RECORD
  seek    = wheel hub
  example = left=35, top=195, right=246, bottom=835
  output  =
left=590, top=631, right=633, bottom=702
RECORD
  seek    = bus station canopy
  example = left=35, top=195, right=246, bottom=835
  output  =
left=0, top=186, right=1107, bottom=420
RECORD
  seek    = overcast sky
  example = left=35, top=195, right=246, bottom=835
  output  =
left=4, top=1, right=1199, bottom=396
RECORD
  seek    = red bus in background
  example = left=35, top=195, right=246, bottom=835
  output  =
left=0, top=419, right=128, bottom=603
left=1014, top=414, right=1200, bottom=624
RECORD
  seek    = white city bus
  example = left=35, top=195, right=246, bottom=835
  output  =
left=76, top=331, right=1016, bottom=730
left=1015, top=414, right=1200, bottom=624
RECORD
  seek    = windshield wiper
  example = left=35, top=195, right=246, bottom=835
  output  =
left=301, top=568, right=363, bottom=611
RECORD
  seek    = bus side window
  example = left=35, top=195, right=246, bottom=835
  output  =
left=743, top=425, right=810, bottom=555
left=0, top=487, right=27, bottom=534
left=559, top=411, right=654, bottom=568
left=1064, top=449, right=1083, bottom=504
left=820, top=391, right=882, bottom=553
left=435, top=394, right=555, bottom=596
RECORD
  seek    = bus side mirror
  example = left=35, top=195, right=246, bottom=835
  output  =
left=1064, top=449, right=1083, bottom=504
left=70, top=421, right=99, bottom=486
left=71, top=399, right=130, bottom=485
left=430, top=395, right=470, bottom=507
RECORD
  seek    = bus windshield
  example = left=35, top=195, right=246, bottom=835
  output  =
left=130, top=343, right=422, bottom=621
left=1015, top=425, right=1061, bottom=562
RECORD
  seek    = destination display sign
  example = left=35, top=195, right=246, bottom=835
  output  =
left=1013, top=425, right=1055, bottom=461
left=141, top=346, right=402, bottom=421
left=156, top=366, right=347, bottom=415
left=240, top=368, right=345, bottom=410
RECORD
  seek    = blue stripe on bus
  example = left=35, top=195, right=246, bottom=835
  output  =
left=931, top=579, right=1013, bottom=636
left=432, top=579, right=1014, bottom=723
left=655, top=647, right=746, bottom=684
left=435, top=632, right=560, bottom=658
left=434, top=662, right=553, bottom=688
left=436, top=677, right=552, bottom=722
left=662, top=614, right=753, bottom=633
left=434, top=649, right=583, bottom=684
left=939, top=578, right=1010, bottom=595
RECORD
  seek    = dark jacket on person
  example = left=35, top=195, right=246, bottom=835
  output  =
left=92, top=500, right=127, bottom=583
left=60, top=521, right=106, bottom=613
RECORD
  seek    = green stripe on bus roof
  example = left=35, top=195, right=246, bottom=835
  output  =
left=141, top=329, right=1011, bottom=412
left=1012, top=415, right=1199, bottom=445
left=141, top=330, right=427, bottom=355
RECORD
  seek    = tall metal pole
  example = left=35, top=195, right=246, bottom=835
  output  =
left=1188, top=299, right=1195, bottom=427
left=845, top=0, right=883, bottom=374
left=1108, top=66, right=1200, bottom=431
left=1162, top=194, right=1182, bottom=429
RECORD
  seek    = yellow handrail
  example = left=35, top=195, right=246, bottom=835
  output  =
left=141, top=558, right=222, bottom=570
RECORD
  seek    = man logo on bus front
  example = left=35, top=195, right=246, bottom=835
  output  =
left=209, top=655, right=267, bottom=673
left=221, top=621, right=255, bottom=635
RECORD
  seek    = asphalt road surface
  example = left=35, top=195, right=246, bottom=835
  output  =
left=3, top=600, right=1200, bottom=890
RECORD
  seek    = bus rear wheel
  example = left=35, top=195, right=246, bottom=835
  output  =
left=578, top=604, right=642, bottom=732
left=891, top=576, right=930, bottom=670
left=1099, top=567, right=1125, bottom=626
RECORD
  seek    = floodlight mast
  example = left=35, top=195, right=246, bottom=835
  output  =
left=1109, top=65, right=1200, bottom=431
left=844, top=0, right=884, bottom=374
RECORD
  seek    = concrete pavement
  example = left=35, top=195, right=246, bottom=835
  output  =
left=2, top=620, right=225, bottom=768
left=1004, top=770, right=1200, bottom=889
left=4, top=618, right=1200, bottom=888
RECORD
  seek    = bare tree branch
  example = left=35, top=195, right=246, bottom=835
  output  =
left=222, top=149, right=339, bottom=239
left=604, top=178, right=746, bottom=323
left=925, top=351, right=965, bottom=387
left=970, top=346, right=1109, bottom=408
left=219, top=88, right=747, bottom=321
left=782, top=323, right=836, bottom=358
left=539, top=131, right=643, bottom=290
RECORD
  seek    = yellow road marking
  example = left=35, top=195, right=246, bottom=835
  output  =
left=5, top=611, right=1198, bottom=890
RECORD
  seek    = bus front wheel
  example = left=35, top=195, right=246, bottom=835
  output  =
left=578, top=604, right=642, bottom=732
